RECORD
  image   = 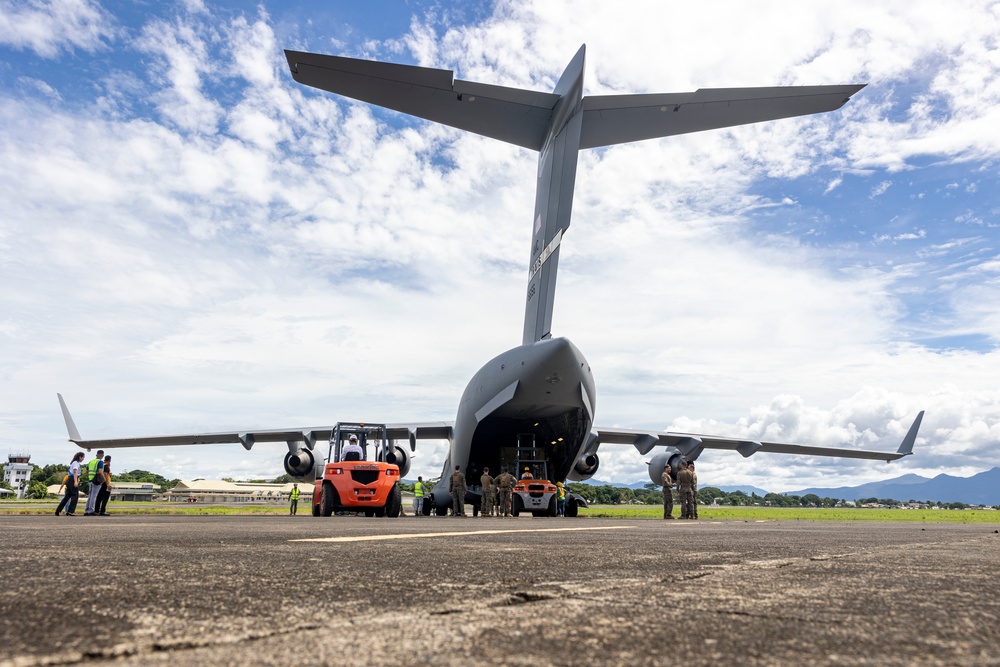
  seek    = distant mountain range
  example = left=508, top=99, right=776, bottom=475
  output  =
left=580, top=468, right=1000, bottom=505
left=786, top=467, right=1000, bottom=505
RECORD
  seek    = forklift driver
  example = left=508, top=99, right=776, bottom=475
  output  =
left=342, top=434, right=363, bottom=461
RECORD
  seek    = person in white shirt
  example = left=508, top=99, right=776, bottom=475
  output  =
left=341, top=434, right=364, bottom=461
left=55, top=452, right=85, bottom=516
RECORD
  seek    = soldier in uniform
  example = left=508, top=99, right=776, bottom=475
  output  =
left=479, top=467, right=494, bottom=517
left=677, top=462, right=695, bottom=519
left=496, top=468, right=514, bottom=517
left=449, top=465, right=467, bottom=517
left=688, top=461, right=699, bottom=520
left=660, top=463, right=675, bottom=519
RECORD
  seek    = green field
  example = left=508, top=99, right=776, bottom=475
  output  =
left=0, top=501, right=294, bottom=516
left=3, top=500, right=999, bottom=522
left=581, top=504, right=1000, bottom=523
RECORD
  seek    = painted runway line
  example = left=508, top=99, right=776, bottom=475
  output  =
left=291, top=525, right=635, bottom=543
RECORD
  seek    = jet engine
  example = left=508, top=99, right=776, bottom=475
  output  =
left=284, top=447, right=320, bottom=482
left=647, top=450, right=685, bottom=485
left=570, top=452, right=600, bottom=480
left=384, top=444, right=412, bottom=478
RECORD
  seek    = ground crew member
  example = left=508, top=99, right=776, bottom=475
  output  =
left=677, top=462, right=695, bottom=519
left=556, top=482, right=566, bottom=516
left=289, top=483, right=300, bottom=515
left=497, top=469, right=514, bottom=517
left=449, top=465, right=467, bottom=517
left=479, top=467, right=494, bottom=517
left=521, top=467, right=533, bottom=479
left=688, top=462, right=699, bottom=520
left=660, top=463, right=675, bottom=519
left=341, top=434, right=363, bottom=461
left=413, top=476, right=425, bottom=516
left=83, top=449, right=105, bottom=516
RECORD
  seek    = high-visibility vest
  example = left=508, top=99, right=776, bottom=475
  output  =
left=290, top=487, right=300, bottom=501
left=414, top=481, right=424, bottom=497
left=86, top=458, right=101, bottom=482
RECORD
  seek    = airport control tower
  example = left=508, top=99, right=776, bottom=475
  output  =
left=3, top=452, right=33, bottom=499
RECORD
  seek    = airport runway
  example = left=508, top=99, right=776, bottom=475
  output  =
left=2, top=515, right=998, bottom=666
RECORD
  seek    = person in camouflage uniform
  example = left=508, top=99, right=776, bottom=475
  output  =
left=449, top=465, right=467, bottom=517
left=660, top=463, right=675, bottom=519
left=688, top=461, right=699, bottom=520
left=496, top=469, right=515, bottom=517
left=479, top=467, right=494, bottom=517
left=677, top=462, right=695, bottom=519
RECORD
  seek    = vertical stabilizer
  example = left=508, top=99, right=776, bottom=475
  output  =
left=522, top=46, right=586, bottom=344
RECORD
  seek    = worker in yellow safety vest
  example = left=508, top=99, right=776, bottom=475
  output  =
left=289, top=484, right=300, bottom=516
left=413, top=476, right=425, bottom=517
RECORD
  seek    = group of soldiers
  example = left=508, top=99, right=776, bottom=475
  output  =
left=660, top=460, right=699, bottom=520
left=449, top=465, right=518, bottom=517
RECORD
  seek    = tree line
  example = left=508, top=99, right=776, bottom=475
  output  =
left=0, top=462, right=304, bottom=500
left=5, top=464, right=993, bottom=509
left=563, top=483, right=996, bottom=510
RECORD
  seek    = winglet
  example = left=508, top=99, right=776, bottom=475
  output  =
left=56, top=393, right=83, bottom=442
left=896, top=411, right=924, bottom=457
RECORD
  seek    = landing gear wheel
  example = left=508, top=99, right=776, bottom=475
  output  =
left=512, top=495, right=522, bottom=517
left=435, top=503, right=447, bottom=516
left=566, top=499, right=579, bottom=518
left=320, top=483, right=338, bottom=517
left=385, top=483, right=402, bottom=517
left=422, top=499, right=432, bottom=516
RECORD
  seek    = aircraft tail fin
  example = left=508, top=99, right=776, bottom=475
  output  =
left=57, top=393, right=83, bottom=443
left=284, top=47, right=865, bottom=346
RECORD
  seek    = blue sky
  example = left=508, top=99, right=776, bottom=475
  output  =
left=2, top=0, right=1000, bottom=491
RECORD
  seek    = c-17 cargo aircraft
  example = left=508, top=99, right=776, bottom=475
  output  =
left=57, top=45, right=924, bottom=516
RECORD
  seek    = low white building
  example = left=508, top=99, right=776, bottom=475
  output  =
left=3, top=453, right=33, bottom=499
left=164, top=480, right=304, bottom=504
left=47, top=481, right=157, bottom=501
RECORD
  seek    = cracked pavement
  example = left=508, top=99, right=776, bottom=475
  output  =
left=1, top=516, right=998, bottom=666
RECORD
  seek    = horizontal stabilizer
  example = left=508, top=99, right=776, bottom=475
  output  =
left=285, top=50, right=558, bottom=150
left=580, top=84, right=865, bottom=149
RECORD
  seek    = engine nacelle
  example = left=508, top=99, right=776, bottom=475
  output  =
left=284, top=447, right=319, bottom=482
left=384, top=444, right=412, bottom=478
left=568, top=453, right=600, bottom=480
left=648, top=450, right=686, bottom=485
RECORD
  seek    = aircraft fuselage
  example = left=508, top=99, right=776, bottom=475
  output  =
left=428, top=336, right=595, bottom=509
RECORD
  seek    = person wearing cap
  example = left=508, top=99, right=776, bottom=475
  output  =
left=660, top=463, right=675, bottom=519
left=342, top=434, right=363, bottom=461
left=449, top=465, right=467, bottom=517
left=520, top=467, right=533, bottom=480
left=676, top=462, right=695, bottom=519
left=496, top=468, right=515, bottom=517
left=556, top=481, right=566, bottom=516
left=479, top=467, right=494, bottom=517
left=688, top=461, right=699, bottom=520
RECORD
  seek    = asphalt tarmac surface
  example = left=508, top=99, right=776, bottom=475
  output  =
left=2, top=515, right=998, bottom=667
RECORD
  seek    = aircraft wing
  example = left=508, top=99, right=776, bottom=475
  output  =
left=590, top=411, right=923, bottom=461
left=58, top=393, right=453, bottom=452
left=579, top=84, right=866, bottom=149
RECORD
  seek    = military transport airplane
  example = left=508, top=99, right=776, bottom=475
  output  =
left=58, top=45, right=924, bottom=516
